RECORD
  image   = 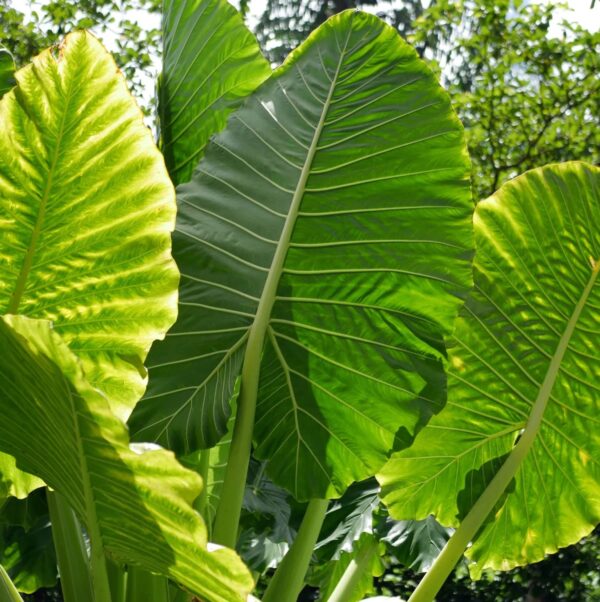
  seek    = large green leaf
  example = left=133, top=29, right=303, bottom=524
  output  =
left=0, top=31, right=178, bottom=420
left=379, top=162, right=600, bottom=575
left=0, top=46, right=15, bottom=98
left=160, top=0, right=271, bottom=185
left=0, top=315, right=253, bottom=602
left=130, top=10, right=473, bottom=498
left=0, top=492, right=57, bottom=594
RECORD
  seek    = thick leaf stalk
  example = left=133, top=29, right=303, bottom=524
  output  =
left=262, top=499, right=329, bottom=602
left=47, top=491, right=95, bottom=602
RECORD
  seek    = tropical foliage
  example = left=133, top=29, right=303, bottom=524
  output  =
left=0, top=1, right=597, bottom=601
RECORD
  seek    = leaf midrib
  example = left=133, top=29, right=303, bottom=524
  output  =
left=7, top=64, right=72, bottom=314
left=242, top=27, right=353, bottom=372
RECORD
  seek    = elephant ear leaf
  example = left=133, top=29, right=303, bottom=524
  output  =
left=130, top=10, right=473, bottom=501
left=0, top=46, right=15, bottom=97
left=0, top=315, right=253, bottom=602
left=159, top=0, right=271, bottom=185
left=379, top=162, right=600, bottom=576
left=0, top=31, right=178, bottom=421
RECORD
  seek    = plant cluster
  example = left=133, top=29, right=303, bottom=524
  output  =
left=0, top=2, right=598, bottom=602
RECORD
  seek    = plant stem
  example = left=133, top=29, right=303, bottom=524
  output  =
left=125, top=566, right=168, bottom=602
left=194, top=449, right=210, bottom=519
left=262, top=498, right=329, bottom=602
left=47, top=490, right=95, bottom=602
left=408, top=260, right=600, bottom=602
left=106, top=560, right=127, bottom=602
left=0, top=564, right=23, bottom=602
left=326, top=537, right=379, bottom=602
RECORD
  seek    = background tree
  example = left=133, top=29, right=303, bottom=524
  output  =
left=411, top=0, right=600, bottom=198
left=253, top=0, right=425, bottom=64
left=0, top=0, right=161, bottom=114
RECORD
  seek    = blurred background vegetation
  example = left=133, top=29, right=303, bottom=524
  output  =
left=1, top=0, right=598, bottom=600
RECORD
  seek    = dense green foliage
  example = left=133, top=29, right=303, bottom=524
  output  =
left=0, top=1, right=598, bottom=601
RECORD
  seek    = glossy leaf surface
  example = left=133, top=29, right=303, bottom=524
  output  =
left=0, top=31, right=178, bottom=420
left=131, top=10, right=473, bottom=499
left=160, top=0, right=271, bottom=184
left=379, top=162, right=600, bottom=575
left=0, top=315, right=253, bottom=602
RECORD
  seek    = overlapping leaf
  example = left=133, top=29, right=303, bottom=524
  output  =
left=159, top=0, right=271, bottom=185
left=0, top=46, right=15, bottom=97
left=0, top=455, right=43, bottom=504
left=130, top=10, right=473, bottom=499
left=0, top=31, right=178, bottom=420
left=0, top=492, right=57, bottom=594
left=379, top=162, right=600, bottom=575
left=311, top=533, right=384, bottom=602
left=0, top=315, right=253, bottom=602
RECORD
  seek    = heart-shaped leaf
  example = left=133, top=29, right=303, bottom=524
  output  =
left=379, top=162, right=600, bottom=575
left=130, top=10, right=473, bottom=500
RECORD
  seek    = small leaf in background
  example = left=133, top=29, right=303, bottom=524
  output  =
left=237, top=459, right=296, bottom=572
left=0, top=455, right=43, bottom=505
left=378, top=514, right=453, bottom=574
left=311, top=533, right=384, bottom=602
left=0, top=490, right=57, bottom=594
left=315, top=479, right=380, bottom=562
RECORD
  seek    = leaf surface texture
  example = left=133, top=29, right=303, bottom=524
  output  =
left=131, top=11, right=473, bottom=499
left=0, top=315, right=253, bottom=602
left=379, top=162, right=600, bottom=574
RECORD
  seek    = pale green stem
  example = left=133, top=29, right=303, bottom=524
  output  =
left=408, top=260, right=600, bottom=602
left=47, top=490, right=95, bottom=602
left=0, top=564, right=23, bottom=602
left=212, top=30, right=350, bottom=549
left=126, top=566, right=168, bottom=602
left=262, top=499, right=329, bottom=602
left=89, top=519, right=112, bottom=602
left=194, top=449, right=211, bottom=519
left=106, top=560, right=127, bottom=602
left=326, top=537, right=379, bottom=602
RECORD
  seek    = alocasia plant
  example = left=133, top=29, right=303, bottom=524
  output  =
left=129, top=12, right=474, bottom=567
left=0, top=314, right=253, bottom=602
left=0, top=0, right=597, bottom=600
left=379, top=161, right=600, bottom=601
left=0, top=27, right=251, bottom=602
